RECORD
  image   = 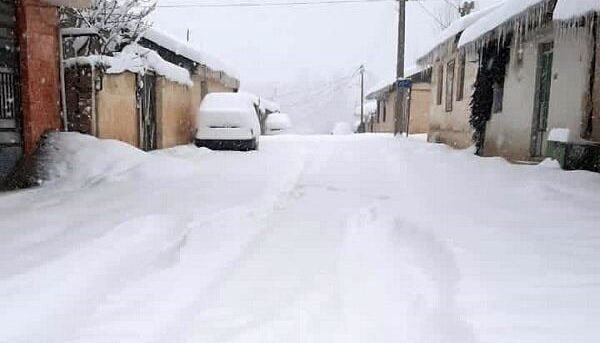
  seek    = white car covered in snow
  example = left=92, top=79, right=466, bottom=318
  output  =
left=195, top=92, right=262, bottom=151
left=265, top=112, right=292, bottom=135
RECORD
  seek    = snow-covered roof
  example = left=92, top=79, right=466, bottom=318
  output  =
left=554, top=0, right=600, bottom=21
left=64, top=44, right=193, bottom=87
left=143, top=27, right=237, bottom=79
left=459, top=0, right=549, bottom=48
left=418, top=3, right=502, bottom=63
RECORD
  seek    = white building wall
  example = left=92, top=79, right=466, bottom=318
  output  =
left=547, top=27, right=593, bottom=138
left=484, top=29, right=553, bottom=161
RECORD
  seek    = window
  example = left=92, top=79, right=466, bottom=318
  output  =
left=446, top=59, right=455, bottom=112
left=376, top=101, right=381, bottom=123
left=436, top=65, right=444, bottom=105
left=492, top=82, right=504, bottom=113
left=383, top=101, right=387, bottom=122
left=456, top=54, right=466, bottom=101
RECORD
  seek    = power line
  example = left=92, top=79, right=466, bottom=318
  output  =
left=156, top=0, right=393, bottom=8
left=154, top=0, right=451, bottom=8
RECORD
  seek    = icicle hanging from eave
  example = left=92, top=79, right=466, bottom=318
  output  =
left=458, top=0, right=553, bottom=53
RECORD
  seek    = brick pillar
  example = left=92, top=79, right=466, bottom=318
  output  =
left=16, top=0, right=61, bottom=154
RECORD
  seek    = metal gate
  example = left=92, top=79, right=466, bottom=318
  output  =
left=138, top=73, right=157, bottom=151
left=0, top=0, right=22, bottom=181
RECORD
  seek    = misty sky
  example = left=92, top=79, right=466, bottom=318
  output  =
left=153, top=0, right=501, bottom=133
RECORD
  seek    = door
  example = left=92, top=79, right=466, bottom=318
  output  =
left=531, top=42, right=554, bottom=158
left=138, top=73, right=157, bottom=151
left=0, top=0, right=22, bottom=182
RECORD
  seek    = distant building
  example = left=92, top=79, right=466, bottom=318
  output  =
left=365, top=68, right=432, bottom=135
left=0, top=0, right=90, bottom=185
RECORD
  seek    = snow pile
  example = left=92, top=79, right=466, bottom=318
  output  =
left=331, top=122, right=353, bottom=135
left=144, top=27, right=237, bottom=78
left=459, top=0, right=548, bottom=48
left=64, top=44, right=193, bottom=87
left=547, top=128, right=576, bottom=143
left=40, top=132, right=198, bottom=187
left=554, top=0, right=600, bottom=21
left=266, top=112, right=293, bottom=134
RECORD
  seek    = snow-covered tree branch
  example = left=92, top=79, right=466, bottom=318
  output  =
left=60, top=0, right=156, bottom=56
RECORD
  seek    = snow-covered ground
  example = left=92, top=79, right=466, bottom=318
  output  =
left=1, top=133, right=599, bottom=343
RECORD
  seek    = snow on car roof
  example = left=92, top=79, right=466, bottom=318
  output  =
left=201, top=92, right=258, bottom=111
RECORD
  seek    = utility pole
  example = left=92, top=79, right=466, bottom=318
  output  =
left=395, top=0, right=406, bottom=136
left=186, top=29, right=191, bottom=42
left=360, top=65, right=365, bottom=133
left=397, top=0, right=406, bottom=79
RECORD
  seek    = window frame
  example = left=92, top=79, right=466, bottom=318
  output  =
left=436, top=65, right=444, bottom=106
left=445, top=59, right=455, bottom=112
left=456, top=54, right=466, bottom=101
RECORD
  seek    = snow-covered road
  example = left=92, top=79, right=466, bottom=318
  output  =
left=1, top=134, right=599, bottom=343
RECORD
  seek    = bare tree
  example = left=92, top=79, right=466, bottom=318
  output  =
left=60, top=0, right=156, bottom=56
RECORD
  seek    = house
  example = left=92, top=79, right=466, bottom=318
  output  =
left=63, top=27, right=239, bottom=151
left=0, top=0, right=90, bottom=185
left=417, top=4, right=500, bottom=149
left=459, top=0, right=599, bottom=166
left=365, top=68, right=432, bottom=135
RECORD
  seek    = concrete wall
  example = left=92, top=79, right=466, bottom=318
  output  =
left=373, top=91, right=396, bottom=133
left=483, top=33, right=547, bottom=161
left=96, top=73, right=139, bottom=147
left=408, top=82, right=431, bottom=134
left=484, top=25, right=594, bottom=161
left=428, top=50, right=477, bottom=149
left=156, top=78, right=195, bottom=148
left=16, top=0, right=61, bottom=154
left=548, top=27, right=594, bottom=140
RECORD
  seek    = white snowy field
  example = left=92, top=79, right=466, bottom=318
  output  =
left=1, top=133, right=599, bottom=343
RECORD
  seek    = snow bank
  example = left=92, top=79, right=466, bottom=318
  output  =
left=554, top=0, right=600, bottom=21
left=266, top=112, right=292, bottom=132
left=459, top=0, right=547, bottom=48
left=331, top=122, right=353, bottom=135
left=40, top=132, right=198, bottom=187
left=64, top=44, right=193, bottom=87
left=144, top=27, right=238, bottom=79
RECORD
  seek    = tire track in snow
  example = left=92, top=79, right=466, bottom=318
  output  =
left=339, top=207, right=476, bottom=343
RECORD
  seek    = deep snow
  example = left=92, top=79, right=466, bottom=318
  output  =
left=1, top=133, right=599, bottom=343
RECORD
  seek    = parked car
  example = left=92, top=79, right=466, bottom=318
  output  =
left=265, top=112, right=292, bottom=135
left=195, top=93, right=261, bottom=151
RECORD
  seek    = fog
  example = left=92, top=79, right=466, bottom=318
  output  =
left=153, top=0, right=502, bottom=133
